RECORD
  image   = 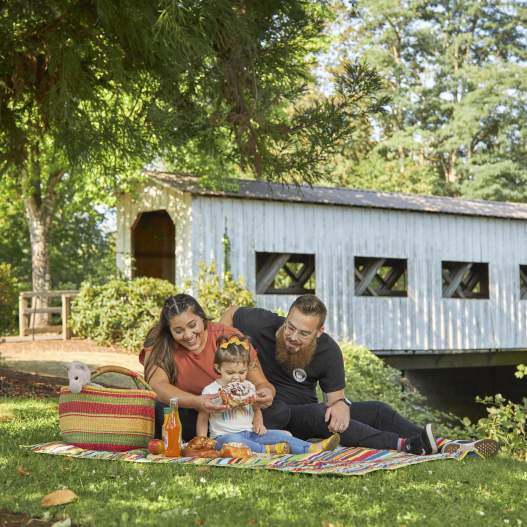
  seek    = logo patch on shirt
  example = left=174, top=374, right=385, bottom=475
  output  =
left=292, top=368, right=307, bottom=383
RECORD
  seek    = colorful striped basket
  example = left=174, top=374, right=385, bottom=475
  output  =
left=59, top=365, right=156, bottom=452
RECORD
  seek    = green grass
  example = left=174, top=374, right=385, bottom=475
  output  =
left=1, top=397, right=526, bottom=527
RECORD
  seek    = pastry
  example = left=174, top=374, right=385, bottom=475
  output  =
left=219, top=381, right=256, bottom=409
left=182, top=447, right=220, bottom=459
left=219, top=442, right=252, bottom=458
left=186, top=436, right=217, bottom=450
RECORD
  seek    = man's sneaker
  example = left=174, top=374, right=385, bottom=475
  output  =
left=403, top=434, right=426, bottom=455
left=422, top=423, right=439, bottom=454
left=441, top=439, right=500, bottom=458
left=404, top=424, right=438, bottom=455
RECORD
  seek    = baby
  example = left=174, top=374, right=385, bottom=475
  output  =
left=196, top=335, right=339, bottom=455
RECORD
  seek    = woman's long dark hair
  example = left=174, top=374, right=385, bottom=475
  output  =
left=144, top=294, right=210, bottom=384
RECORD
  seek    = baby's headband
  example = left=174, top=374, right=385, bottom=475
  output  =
left=219, top=336, right=249, bottom=351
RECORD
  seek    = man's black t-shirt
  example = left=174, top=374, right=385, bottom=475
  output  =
left=233, top=307, right=345, bottom=405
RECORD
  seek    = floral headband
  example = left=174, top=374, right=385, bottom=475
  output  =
left=219, top=336, right=249, bottom=351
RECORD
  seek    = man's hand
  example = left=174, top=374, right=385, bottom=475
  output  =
left=254, top=386, right=274, bottom=409
left=324, top=400, right=350, bottom=433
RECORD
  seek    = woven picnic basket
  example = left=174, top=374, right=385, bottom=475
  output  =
left=59, top=365, right=156, bottom=452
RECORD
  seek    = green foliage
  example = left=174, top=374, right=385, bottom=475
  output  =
left=186, top=263, right=255, bottom=322
left=469, top=394, right=527, bottom=462
left=326, top=0, right=527, bottom=200
left=341, top=344, right=466, bottom=438
left=0, top=263, right=19, bottom=335
left=461, top=365, right=527, bottom=461
left=0, top=181, right=115, bottom=290
left=70, top=278, right=177, bottom=351
left=514, top=364, right=527, bottom=379
left=0, top=0, right=385, bottom=297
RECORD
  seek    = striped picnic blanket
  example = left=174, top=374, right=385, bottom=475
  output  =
left=27, top=441, right=462, bottom=476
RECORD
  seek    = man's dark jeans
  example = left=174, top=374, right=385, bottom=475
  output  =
left=262, top=399, right=422, bottom=450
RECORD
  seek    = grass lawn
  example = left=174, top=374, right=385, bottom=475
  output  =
left=1, top=397, right=526, bottom=527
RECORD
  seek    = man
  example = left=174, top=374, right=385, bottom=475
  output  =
left=221, top=294, right=499, bottom=457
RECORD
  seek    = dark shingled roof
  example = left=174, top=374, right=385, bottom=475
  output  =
left=147, top=171, right=527, bottom=221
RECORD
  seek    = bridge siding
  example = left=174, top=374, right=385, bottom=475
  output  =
left=190, top=196, right=527, bottom=351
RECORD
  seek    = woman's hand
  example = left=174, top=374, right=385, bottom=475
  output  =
left=254, top=386, right=274, bottom=409
left=198, top=393, right=227, bottom=413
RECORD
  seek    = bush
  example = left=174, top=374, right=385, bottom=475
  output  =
left=189, top=262, right=255, bottom=321
left=341, top=344, right=467, bottom=439
left=71, top=277, right=177, bottom=350
left=460, top=365, right=527, bottom=461
left=71, top=264, right=255, bottom=351
left=0, top=263, right=19, bottom=335
left=470, top=394, right=527, bottom=461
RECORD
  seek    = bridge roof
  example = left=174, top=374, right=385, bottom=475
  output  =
left=147, top=171, right=527, bottom=221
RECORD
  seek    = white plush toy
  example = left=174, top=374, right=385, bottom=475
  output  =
left=67, top=361, right=93, bottom=393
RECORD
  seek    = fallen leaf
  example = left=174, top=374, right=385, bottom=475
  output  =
left=17, top=465, right=31, bottom=476
left=195, top=466, right=210, bottom=473
left=41, top=489, right=78, bottom=508
left=247, top=520, right=257, bottom=525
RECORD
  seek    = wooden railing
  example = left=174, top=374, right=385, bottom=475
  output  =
left=19, top=290, right=79, bottom=339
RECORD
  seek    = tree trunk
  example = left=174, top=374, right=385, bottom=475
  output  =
left=445, top=152, right=458, bottom=185
left=24, top=194, right=52, bottom=328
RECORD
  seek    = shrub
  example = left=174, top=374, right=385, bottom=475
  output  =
left=471, top=394, right=527, bottom=461
left=460, top=365, right=527, bottom=461
left=71, top=264, right=254, bottom=351
left=188, top=262, right=255, bottom=321
left=0, top=263, right=19, bottom=335
left=71, top=277, right=177, bottom=350
left=341, top=344, right=467, bottom=439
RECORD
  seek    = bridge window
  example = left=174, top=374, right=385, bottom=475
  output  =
left=255, top=252, right=315, bottom=295
left=354, top=257, right=408, bottom=297
left=442, top=261, right=489, bottom=299
left=520, top=265, right=527, bottom=300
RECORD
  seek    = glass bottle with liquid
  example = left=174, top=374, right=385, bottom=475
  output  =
left=163, top=397, right=182, bottom=457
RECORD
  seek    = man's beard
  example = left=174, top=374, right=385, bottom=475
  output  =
left=275, top=325, right=317, bottom=371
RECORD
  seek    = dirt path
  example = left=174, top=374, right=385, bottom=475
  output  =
left=0, top=338, right=141, bottom=379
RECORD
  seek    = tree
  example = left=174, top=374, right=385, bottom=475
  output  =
left=0, top=179, right=115, bottom=292
left=326, top=0, right=527, bottom=199
left=0, top=0, right=384, bottom=310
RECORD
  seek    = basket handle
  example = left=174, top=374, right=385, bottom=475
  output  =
left=91, top=365, right=152, bottom=391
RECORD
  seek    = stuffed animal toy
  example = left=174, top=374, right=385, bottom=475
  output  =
left=67, top=361, right=92, bottom=393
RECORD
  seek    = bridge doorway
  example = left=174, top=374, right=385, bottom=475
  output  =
left=132, top=210, right=175, bottom=283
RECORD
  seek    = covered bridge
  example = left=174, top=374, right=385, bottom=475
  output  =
left=116, top=171, right=527, bottom=415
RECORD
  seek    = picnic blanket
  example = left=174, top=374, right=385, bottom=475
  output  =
left=26, top=441, right=463, bottom=476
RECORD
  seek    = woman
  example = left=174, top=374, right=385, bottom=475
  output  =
left=140, top=294, right=275, bottom=441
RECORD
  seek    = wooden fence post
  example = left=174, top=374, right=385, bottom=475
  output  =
left=61, top=294, right=72, bottom=340
left=19, top=294, right=26, bottom=337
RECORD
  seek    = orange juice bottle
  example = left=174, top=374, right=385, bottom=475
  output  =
left=163, top=397, right=182, bottom=457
